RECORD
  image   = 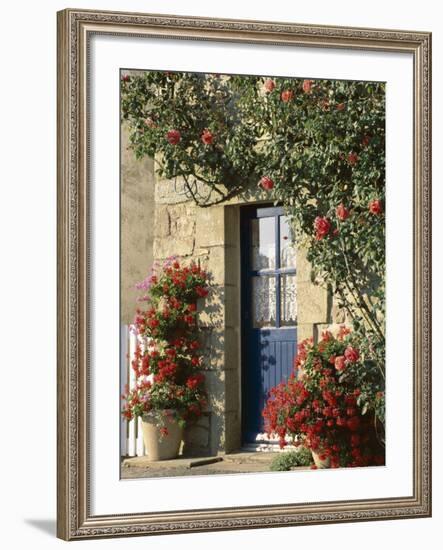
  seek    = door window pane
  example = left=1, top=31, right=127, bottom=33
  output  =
left=252, top=276, right=276, bottom=328
left=280, top=273, right=297, bottom=326
left=251, top=217, right=275, bottom=270
left=280, top=216, right=296, bottom=269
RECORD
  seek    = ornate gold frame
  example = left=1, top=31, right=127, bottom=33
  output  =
left=57, top=8, right=432, bottom=540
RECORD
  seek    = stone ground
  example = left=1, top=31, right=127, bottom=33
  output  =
left=121, top=451, right=310, bottom=479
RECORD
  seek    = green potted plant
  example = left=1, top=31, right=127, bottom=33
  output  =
left=121, top=257, right=209, bottom=461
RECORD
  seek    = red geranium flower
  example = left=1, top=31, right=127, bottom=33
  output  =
left=186, top=373, right=205, bottom=390
left=347, top=416, right=361, bottom=432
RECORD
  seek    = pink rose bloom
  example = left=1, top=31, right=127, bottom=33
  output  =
left=302, top=79, right=313, bottom=93
left=263, top=78, right=276, bottom=92
left=314, top=216, right=331, bottom=240
left=201, top=129, right=214, bottom=145
left=344, top=346, right=360, bottom=363
left=348, top=151, right=358, bottom=165
left=166, top=129, right=181, bottom=145
left=334, top=356, right=346, bottom=371
left=281, top=89, right=294, bottom=102
left=259, top=176, right=274, bottom=191
left=369, top=199, right=383, bottom=215
left=336, top=203, right=350, bottom=221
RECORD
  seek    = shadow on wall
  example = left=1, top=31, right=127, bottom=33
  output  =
left=183, top=280, right=225, bottom=457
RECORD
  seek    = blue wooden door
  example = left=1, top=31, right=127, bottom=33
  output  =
left=241, top=206, right=297, bottom=443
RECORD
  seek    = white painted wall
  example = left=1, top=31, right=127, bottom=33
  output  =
left=0, top=1, right=440, bottom=549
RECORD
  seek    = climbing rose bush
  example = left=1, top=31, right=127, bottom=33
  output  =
left=121, top=71, right=386, bottom=421
left=121, top=73, right=386, bottom=377
left=121, top=258, right=209, bottom=431
left=262, top=328, right=385, bottom=468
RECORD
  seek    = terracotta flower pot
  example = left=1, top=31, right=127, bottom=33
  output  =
left=311, top=450, right=331, bottom=469
left=141, top=410, right=183, bottom=461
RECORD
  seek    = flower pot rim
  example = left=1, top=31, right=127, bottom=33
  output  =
left=142, top=408, right=178, bottom=419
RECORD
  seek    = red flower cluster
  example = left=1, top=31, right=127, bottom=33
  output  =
left=262, top=331, right=385, bottom=468
left=186, top=373, right=205, bottom=390
left=122, top=260, right=209, bottom=426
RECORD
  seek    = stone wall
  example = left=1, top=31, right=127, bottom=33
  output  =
left=120, top=139, right=346, bottom=455
left=120, top=123, right=156, bottom=324
left=150, top=174, right=345, bottom=455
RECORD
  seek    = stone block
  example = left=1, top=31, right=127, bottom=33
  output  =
left=205, top=370, right=226, bottom=413
left=297, top=281, right=329, bottom=324
left=183, top=413, right=210, bottom=455
left=224, top=285, right=241, bottom=328
left=297, top=323, right=314, bottom=342
left=155, top=176, right=190, bottom=205
left=154, top=206, right=170, bottom=237
left=224, top=206, right=240, bottom=247
left=198, top=286, right=225, bottom=328
left=210, top=413, right=226, bottom=455
left=153, top=236, right=194, bottom=259
left=224, top=327, right=240, bottom=371
left=224, top=245, right=240, bottom=287
left=225, top=367, right=240, bottom=412
left=194, top=247, right=210, bottom=258
left=224, top=411, right=242, bottom=453
left=200, top=245, right=239, bottom=287
left=296, top=247, right=313, bottom=283
left=168, top=204, right=196, bottom=237
left=205, top=246, right=225, bottom=285
left=200, top=327, right=225, bottom=371
left=195, top=205, right=225, bottom=247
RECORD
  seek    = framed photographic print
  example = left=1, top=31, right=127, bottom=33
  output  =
left=57, top=8, right=431, bottom=540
